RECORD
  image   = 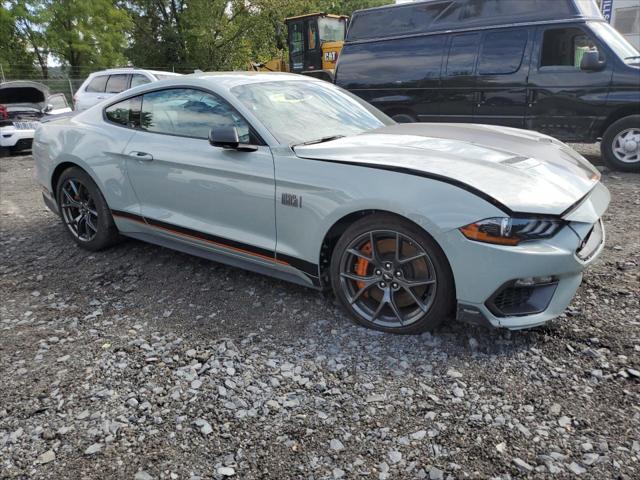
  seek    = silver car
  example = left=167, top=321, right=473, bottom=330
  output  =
left=33, top=73, right=609, bottom=334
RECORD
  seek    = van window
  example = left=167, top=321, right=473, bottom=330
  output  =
left=336, top=36, right=445, bottom=89
left=540, top=28, right=595, bottom=68
left=86, top=75, right=108, bottom=93
left=446, top=33, right=480, bottom=76
left=478, top=30, right=528, bottom=75
left=347, top=1, right=452, bottom=41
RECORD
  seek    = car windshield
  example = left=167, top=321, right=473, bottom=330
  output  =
left=231, top=80, right=393, bottom=145
left=589, top=22, right=640, bottom=63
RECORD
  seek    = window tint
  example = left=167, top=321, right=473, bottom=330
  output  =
left=131, top=74, right=151, bottom=88
left=540, top=27, right=598, bottom=68
left=105, top=96, right=141, bottom=127
left=446, top=33, right=480, bottom=76
left=105, top=74, right=129, bottom=94
left=290, top=21, right=304, bottom=54
left=86, top=75, right=108, bottom=93
left=336, top=36, right=445, bottom=89
left=308, top=21, right=318, bottom=50
left=140, top=88, right=250, bottom=142
left=478, top=30, right=528, bottom=75
left=348, top=2, right=452, bottom=41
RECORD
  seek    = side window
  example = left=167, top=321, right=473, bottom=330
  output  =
left=140, top=88, right=251, bottom=143
left=105, top=96, right=141, bottom=127
left=308, top=21, right=318, bottom=50
left=290, top=22, right=304, bottom=54
left=478, top=30, right=528, bottom=75
left=131, top=74, right=151, bottom=88
left=540, top=27, right=600, bottom=68
left=86, top=75, right=108, bottom=93
left=47, top=93, right=69, bottom=110
left=105, top=74, right=129, bottom=94
left=446, top=33, right=480, bottom=76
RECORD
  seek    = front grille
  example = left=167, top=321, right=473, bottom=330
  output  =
left=13, top=121, right=40, bottom=130
left=487, top=281, right=558, bottom=317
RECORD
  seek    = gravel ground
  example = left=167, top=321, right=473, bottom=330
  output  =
left=0, top=146, right=638, bottom=480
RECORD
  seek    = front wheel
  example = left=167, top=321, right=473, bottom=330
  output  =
left=601, top=115, right=640, bottom=172
left=330, top=215, right=455, bottom=334
left=55, top=167, right=120, bottom=251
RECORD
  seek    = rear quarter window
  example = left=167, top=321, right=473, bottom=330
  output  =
left=85, top=75, right=108, bottom=93
left=105, top=96, right=141, bottom=127
left=336, top=35, right=445, bottom=89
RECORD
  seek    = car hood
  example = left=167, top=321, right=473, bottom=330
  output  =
left=293, top=123, right=601, bottom=216
left=0, top=81, right=48, bottom=108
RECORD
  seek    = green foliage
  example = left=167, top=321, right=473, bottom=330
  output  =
left=0, top=5, right=37, bottom=78
left=3, top=0, right=393, bottom=78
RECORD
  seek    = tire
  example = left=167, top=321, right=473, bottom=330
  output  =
left=601, top=115, right=640, bottom=172
left=390, top=112, right=417, bottom=124
left=55, top=166, right=120, bottom=251
left=330, top=214, right=455, bottom=334
left=0, top=147, right=9, bottom=158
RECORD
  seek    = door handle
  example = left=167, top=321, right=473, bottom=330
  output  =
left=96, top=96, right=106, bottom=100
left=128, top=151, right=153, bottom=162
left=527, top=90, right=536, bottom=108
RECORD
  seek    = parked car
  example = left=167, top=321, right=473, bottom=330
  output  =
left=335, top=0, right=640, bottom=172
left=74, top=68, right=182, bottom=112
left=0, top=81, right=72, bottom=156
left=33, top=73, right=609, bottom=334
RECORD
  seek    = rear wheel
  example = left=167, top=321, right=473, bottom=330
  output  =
left=0, top=147, right=9, bottom=158
left=55, top=167, right=119, bottom=251
left=330, top=215, right=455, bottom=334
left=601, top=115, right=640, bottom=172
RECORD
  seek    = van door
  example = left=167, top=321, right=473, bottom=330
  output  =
left=526, top=24, right=613, bottom=141
left=473, top=28, right=531, bottom=128
left=438, top=32, right=480, bottom=123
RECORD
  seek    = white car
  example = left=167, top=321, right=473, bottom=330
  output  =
left=33, top=73, right=609, bottom=334
left=74, top=68, right=182, bottom=111
left=0, top=81, right=72, bottom=156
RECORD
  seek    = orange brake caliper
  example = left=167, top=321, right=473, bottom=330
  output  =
left=355, top=242, right=372, bottom=292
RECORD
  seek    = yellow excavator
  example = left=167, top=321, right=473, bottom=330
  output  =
left=249, top=13, right=348, bottom=82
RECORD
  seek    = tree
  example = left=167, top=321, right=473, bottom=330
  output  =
left=8, top=0, right=132, bottom=78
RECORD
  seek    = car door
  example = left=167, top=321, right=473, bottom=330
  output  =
left=123, top=87, right=277, bottom=257
left=78, top=74, right=109, bottom=111
left=438, top=32, right=480, bottom=123
left=473, top=28, right=532, bottom=128
left=526, top=24, right=614, bottom=141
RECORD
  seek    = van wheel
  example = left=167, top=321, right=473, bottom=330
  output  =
left=601, top=115, right=640, bottom=172
left=0, top=147, right=9, bottom=158
left=390, top=112, right=417, bottom=123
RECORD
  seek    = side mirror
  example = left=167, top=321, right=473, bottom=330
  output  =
left=208, top=126, right=257, bottom=152
left=43, top=104, right=53, bottom=113
left=580, top=50, right=605, bottom=71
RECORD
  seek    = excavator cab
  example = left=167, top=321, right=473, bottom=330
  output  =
left=285, top=13, right=348, bottom=81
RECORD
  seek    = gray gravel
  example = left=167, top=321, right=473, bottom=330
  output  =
left=0, top=147, right=638, bottom=479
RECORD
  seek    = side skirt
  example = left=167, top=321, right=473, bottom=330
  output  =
left=111, top=210, right=322, bottom=289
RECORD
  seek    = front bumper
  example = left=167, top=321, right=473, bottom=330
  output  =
left=0, top=126, right=36, bottom=149
left=444, top=219, right=606, bottom=330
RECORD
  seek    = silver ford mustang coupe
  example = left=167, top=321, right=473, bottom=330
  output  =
left=33, top=73, right=609, bottom=334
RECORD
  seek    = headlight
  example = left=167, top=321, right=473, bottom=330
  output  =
left=459, top=217, right=564, bottom=246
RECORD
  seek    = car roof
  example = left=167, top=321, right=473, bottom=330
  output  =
left=186, top=71, right=321, bottom=89
left=89, top=68, right=182, bottom=77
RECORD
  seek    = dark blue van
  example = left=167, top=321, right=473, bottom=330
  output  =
left=335, top=0, right=640, bottom=171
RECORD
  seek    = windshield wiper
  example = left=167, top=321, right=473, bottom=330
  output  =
left=292, top=135, right=345, bottom=148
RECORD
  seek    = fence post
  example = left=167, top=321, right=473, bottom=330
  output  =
left=68, top=77, right=74, bottom=107
left=0, top=64, right=5, bottom=83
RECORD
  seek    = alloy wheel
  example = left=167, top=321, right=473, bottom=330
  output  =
left=612, top=128, right=640, bottom=164
left=339, top=230, right=437, bottom=328
left=60, top=178, right=99, bottom=242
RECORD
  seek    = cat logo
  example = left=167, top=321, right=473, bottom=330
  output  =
left=324, top=51, right=337, bottom=62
